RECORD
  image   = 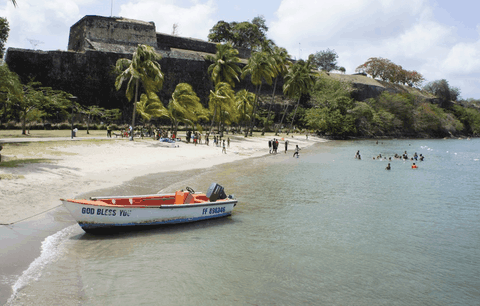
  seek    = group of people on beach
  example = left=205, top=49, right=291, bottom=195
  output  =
left=268, top=138, right=281, bottom=154
left=355, top=149, right=425, bottom=170
left=267, top=138, right=301, bottom=158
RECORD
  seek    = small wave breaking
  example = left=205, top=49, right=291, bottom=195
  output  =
left=6, top=225, right=77, bottom=305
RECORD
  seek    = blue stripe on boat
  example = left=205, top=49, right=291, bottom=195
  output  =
left=79, top=212, right=232, bottom=230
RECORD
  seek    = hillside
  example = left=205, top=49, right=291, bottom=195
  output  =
left=328, top=72, right=436, bottom=102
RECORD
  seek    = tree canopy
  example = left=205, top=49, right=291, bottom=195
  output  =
left=208, top=16, right=268, bottom=50
left=115, top=44, right=164, bottom=140
left=311, top=49, right=339, bottom=72
left=206, top=43, right=241, bottom=88
left=423, top=79, right=460, bottom=102
left=0, top=17, right=10, bottom=58
left=356, top=57, right=424, bottom=87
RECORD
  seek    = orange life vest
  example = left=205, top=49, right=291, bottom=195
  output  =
left=412, top=165, right=417, bottom=169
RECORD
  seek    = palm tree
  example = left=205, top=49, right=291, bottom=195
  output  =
left=208, top=82, right=235, bottom=134
left=162, top=83, right=206, bottom=137
left=235, top=89, right=255, bottom=133
left=283, top=59, right=316, bottom=134
left=115, top=44, right=164, bottom=140
left=262, top=46, right=291, bottom=135
left=241, top=51, right=276, bottom=136
left=206, top=43, right=242, bottom=88
left=136, top=92, right=166, bottom=121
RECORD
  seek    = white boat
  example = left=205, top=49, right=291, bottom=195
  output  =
left=61, top=183, right=237, bottom=233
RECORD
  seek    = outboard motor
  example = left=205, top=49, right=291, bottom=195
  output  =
left=206, top=183, right=227, bottom=202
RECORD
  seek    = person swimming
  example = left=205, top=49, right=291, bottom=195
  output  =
left=412, top=163, right=418, bottom=169
left=386, top=163, right=391, bottom=170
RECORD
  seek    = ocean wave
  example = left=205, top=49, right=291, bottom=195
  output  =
left=6, top=225, right=77, bottom=305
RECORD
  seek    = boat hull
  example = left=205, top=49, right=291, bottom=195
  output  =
left=62, top=199, right=237, bottom=232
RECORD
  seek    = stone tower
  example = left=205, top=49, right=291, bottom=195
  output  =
left=68, top=15, right=157, bottom=53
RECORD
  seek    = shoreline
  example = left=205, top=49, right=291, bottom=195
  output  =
left=0, top=134, right=326, bottom=304
left=0, top=133, right=326, bottom=225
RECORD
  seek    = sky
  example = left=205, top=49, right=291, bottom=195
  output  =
left=1, top=0, right=479, bottom=99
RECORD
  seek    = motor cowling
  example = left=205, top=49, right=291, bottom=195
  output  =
left=206, top=183, right=227, bottom=202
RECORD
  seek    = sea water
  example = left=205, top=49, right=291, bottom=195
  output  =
left=4, top=138, right=480, bottom=305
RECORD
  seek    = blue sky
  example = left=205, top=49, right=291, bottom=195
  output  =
left=1, top=0, right=479, bottom=99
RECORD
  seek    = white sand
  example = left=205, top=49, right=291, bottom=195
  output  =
left=0, top=135, right=326, bottom=225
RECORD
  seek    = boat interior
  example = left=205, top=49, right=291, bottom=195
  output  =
left=67, top=191, right=223, bottom=207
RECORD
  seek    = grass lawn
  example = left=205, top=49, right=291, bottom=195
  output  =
left=0, top=129, right=109, bottom=138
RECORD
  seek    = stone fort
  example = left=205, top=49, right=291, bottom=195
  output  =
left=5, top=15, right=260, bottom=117
left=5, top=15, right=395, bottom=121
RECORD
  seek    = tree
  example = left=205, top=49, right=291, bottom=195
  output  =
left=82, top=105, right=106, bottom=134
left=235, top=89, right=255, bottom=132
left=164, top=83, right=206, bottom=137
left=136, top=92, right=165, bottom=122
left=262, top=46, right=291, bottom=135
left=206, top=43, right=242, bottom=88
left=208, top=16, right=268, bottom=50
left=423, top=79, right=460, bottom=103
left=241, top=51, right=276, bottom=136
left=0, top=17, right=10, bottom=58
left=208, top=82, right=235, bottom=134
left=405, top=70, right=425, bottom=87
left=356, top=57, right=391, bottom=79
left=311, top=49, right=339, bottom=72
left=356, top=57, right=424, bottom=86
left=115, top=44, right=164, bottom=140
left=15, top=81, right=44, bottom=134
left=0, top=64, right=23, bottom=125
left=306, top=74, right=356, bottom=137
left=283, top=59, right=316, bottom=134
left=207, top=21, right=233, bottom=45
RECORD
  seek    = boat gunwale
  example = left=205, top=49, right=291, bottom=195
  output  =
left=61, top=199, right=237, bottom=209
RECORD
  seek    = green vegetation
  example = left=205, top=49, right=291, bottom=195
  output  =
left=311, top=49, right=342, bottom=72
left=356, top=57, right=424, bottom=87
left=241, top=51, right=276, bottom=136
left=0, top=158, right=51, bottom=168
left=115, top=44, right=164, bottom=140
left=208, top=16, right=268, bottom=51
left=3, top=12, right=479, bottom=141
left=1, top=64, right=122, bottom=134
left=283, top=59, right=316, bottom=134
left=0, top=17, right=9, bottom=58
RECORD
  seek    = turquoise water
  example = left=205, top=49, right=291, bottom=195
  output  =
left=6, top=139, right=480, bottom=305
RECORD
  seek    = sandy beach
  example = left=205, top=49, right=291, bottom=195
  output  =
left=0, top=133, right=326, bottom=225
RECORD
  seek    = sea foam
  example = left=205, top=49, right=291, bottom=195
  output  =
left=6, top=225, right=77, bottom=305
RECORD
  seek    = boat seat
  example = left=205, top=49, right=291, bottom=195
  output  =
left=174, top=191, right=195, bottom=204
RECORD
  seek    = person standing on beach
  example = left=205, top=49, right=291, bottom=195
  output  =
left=268, top=139, right=272, bottom=154
left=222, top=140, right=227, bottom=154
left=284, top=140, right=288, bottom=153
left=293, top=145, right=300, bottom=158
left=227, top=137, right=230, bottom=148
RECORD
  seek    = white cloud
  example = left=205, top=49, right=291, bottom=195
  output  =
left=118, top=0, right=217, bottom=39
left=268, top=0, right=480, bottom=98
left=441, top=40, right=480, bottom=74
left=1, top=0, right=84, bottom=50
